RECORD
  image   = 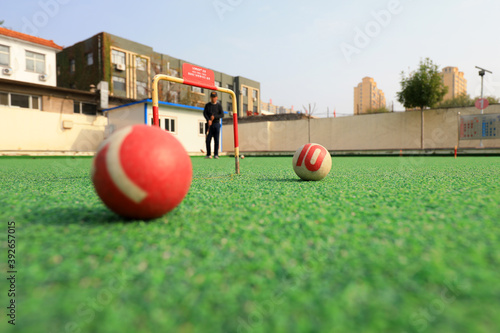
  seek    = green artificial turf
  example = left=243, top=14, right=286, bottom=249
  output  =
left=0, top=156, right=499, bottom=333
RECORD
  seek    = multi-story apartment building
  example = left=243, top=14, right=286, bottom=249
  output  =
left=56, top=32, right=260, bottom=116
left=440, top=66, right=467, bottom=101
left=0, top=27, right=62, bottom=87
left=353, top=77, right=386, bottom=115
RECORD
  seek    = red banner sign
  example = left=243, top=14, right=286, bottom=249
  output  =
left=182, top=63, right=216, bottom=91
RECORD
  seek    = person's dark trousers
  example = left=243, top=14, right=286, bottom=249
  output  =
left=206, top=122, right=221, bottom=157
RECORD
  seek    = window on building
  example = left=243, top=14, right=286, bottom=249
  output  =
left=111, top=49, right=125, bottom=65
left=26, top=51, right=45, bottom=74
left=32, top=96, right=39, bottom=109
left=227, top=102, right=232, bottom=112
left=164, top=117, right=176, bottom=133
left=70, top=59, right=75, bottom=73
left=73, top=101, right=97, bottom=115
left=215, top=81, right=221, bottom=87
left=191, top=86, right=204, bottom=94
left=151, top=117, right=176, bottom=133
left=0, top=92, right=8, bottom=105
left=11, top=94, right=30, bottom=108
left=253, top=105, right=258, bottom=113
left=226, top=84, right=233, bottom=91
left=137, top=81, right=147, bottom=98
left=0, top=92, right=40, bottom=109
left=252, top=90, right=258, bottom=99
left=243, top=103, right=248, bottom=112
left=113, top=76, right=126, bottom=91
left=136, top=57, right=147, bottom=71
left=198, top=121, right=205, bottom=135
left=242, top=87, right=248, bottom=96
left=0, top=45, right=9, bottom=66
left=86, top=53, right=93, bottom=66
left=82, top=103, right=97, bottom=115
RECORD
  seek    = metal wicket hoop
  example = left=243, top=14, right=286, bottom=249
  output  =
left=151, top=63, right=240, bottom=174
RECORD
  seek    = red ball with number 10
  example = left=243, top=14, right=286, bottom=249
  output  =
left=292, top=143, right=332, bottom=181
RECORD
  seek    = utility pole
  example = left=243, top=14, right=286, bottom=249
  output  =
left=475, top=66, right=492, bottom=147
left=475, top=66, right=493, bottom=115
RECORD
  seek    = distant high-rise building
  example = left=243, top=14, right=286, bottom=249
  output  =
left=440, top=66, right=467, bottom=101
left=353, top=77, right=386, bottom=115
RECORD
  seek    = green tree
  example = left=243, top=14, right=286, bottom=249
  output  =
left=436, top=93, right=474, bottom=108
left=436, top=94, right=499, bottom=108
left=366, top=106, right=390, bottom=114
left=478, top=96, right=499, bottom=104
left=397, top=58, right=448, bottom=110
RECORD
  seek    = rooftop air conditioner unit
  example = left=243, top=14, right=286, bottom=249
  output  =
left=2, top=67, right=13, bottom=75
left=39, top=74, right=48, bottom=81
left=115, top=63, right=126, bottom=71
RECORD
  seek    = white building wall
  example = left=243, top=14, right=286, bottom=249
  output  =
left=0, top=37, right=58, bottom=86
left=106, top=102, right=210, bottom=154
left=149, top=105, right=208, bottom=154
left=106, top=103, right=145, bottom=136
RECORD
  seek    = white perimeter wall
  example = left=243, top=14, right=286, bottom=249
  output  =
left=2, top=104, right=499, bottom=155
left=223, top=106, right=500, bottom=152
left=0, top=105, right=106, bottom=152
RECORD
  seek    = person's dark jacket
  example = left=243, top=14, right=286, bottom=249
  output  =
left=203, top=102, right=224, bottom=122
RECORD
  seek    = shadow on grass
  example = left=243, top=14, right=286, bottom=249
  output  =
left=259, top=178, right=302, bottom=183
left=22, top=206, right=141, bottom=226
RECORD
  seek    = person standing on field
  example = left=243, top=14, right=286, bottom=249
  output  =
left=203, top=91, right=224, bottom=159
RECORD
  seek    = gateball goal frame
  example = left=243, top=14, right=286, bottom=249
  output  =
left=151, top=70, right=240, bottom=174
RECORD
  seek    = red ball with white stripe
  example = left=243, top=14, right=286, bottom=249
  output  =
left=292, top=143, right=332, bottom=181
left=91, top=124, right=192, bottom=219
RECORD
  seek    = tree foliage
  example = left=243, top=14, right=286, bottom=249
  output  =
left=482, top=96, right=500, bottom=104
left=436, top=93, right=474, bottom=108
left=366, top=106, right=390, bottom=114
left=436, top=94, right=499, bottom=108
left=397, top=58, right=448, bottom=110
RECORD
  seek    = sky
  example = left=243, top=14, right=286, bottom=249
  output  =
left=2, top=0, right=500, bottom=117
